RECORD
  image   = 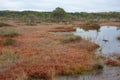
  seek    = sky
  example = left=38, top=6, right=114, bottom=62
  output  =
left=0, top=0, right=120, bottom=12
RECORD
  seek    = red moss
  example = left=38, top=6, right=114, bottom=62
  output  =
left=0, top=24, right=99, bottom=79
left=106, top=59, right=120, bottom=66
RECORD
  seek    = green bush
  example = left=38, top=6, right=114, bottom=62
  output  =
left=51, top=7, right=66, bottom=22
left=4, top=38, right=16, bottom=45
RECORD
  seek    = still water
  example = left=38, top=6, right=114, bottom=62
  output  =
left=74, top=26, right=120, bottom=55
left=57, top=66, right=120, bottom=80
left=57, top=26, right=120, bottom=80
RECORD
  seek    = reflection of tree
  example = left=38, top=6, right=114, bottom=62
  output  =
left=95, top=30, right=99, bottom=40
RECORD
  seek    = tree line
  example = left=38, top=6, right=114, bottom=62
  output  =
left=0, top=7, right=120, bottom=23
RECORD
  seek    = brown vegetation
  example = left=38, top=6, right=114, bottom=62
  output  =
left=60, top=36, right=81, bottom=43
left=74, top=20, right=100, bottom=30
left=106, top=55, right=120, bottom=66
left=0, top=22, right=12, bottom=27
left=0, top=22, right=102, bottom=80
left=106, top=59, right=120, bottom=66
left=100, top=21, right=120, bottom=27
left=49, top=25, right=76, bottom=32
left=0, top=31, right=19, bottom=37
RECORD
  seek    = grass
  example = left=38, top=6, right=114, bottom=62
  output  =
left=0, top=49, right=21, bottom=69
left=60, top=36, right=81, bottom=43
left=4, top=38, right=16, bottom=46
left=0, top=23, right=102, bottom=80
left=0, top=22, right=11, bottom=27
left=49, top=25, right=75, bottom=32
left=0, top=31, right=19, bottom=37
left=79, top=20, right=100, bottom=30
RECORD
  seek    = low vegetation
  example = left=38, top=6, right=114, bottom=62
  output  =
left=0, top=30, right=18, bottom=46
left=0, top=22, right=11, bottom=27
left=49, top=26, right=75, bottom=32
left=93, top=63, right=103, bottom=70
left=0, top=49, right=22, bottom=69
left=79, top=20, right=100, bottom=30
left=60, top=36, right=81, bottom=43
left=0, top=31, right=19, bottom=37
left=4, top=38, right=16, bottom=46
left=106, top=59, right=120, bottom=66
left=105, top=54, right=120, bottom=66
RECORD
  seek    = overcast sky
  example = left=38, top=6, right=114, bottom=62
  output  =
left=0, top=0, right=120, bottom=12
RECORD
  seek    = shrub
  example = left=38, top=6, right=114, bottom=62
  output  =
left=51, top=7, right=66, bottom=23
left=4, top=38, right=16, bottom=46
left=93, top=64, right=103, bottom=70
left=60, top=36, right=81, bottom=43
left=0, top=22, right=11, bottom=27
left=0, top=31, right=19, bottom=37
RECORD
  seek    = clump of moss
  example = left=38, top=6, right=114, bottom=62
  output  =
left=4, top=38, right=16, bottom=46
left=93, top=64, right=103, bottom=70
left=60, top=36, right=81, bottom=43
left=106, top=59, right=120, bottom=66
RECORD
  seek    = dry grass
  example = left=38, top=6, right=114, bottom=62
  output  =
left=0, top=31, right=19, bottom=37
left=79, top=23, right=100, bottom=30
left=0, top=49, right=22, bottom=69
left=66, top=39, right=99, bottom=51
left=0, top=22, right=11, bottom=27
left=49, top=25, right=76, bottom=32
left=72, top=20, right=100, bottom=30
left=60, top=36, right=81, bottom=43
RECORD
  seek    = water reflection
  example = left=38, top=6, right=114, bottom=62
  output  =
left=57, top=26, right=120, bottom=80
left=74, top=26, right=120, bottom=55
left=58, top=66, right=120, bottom=80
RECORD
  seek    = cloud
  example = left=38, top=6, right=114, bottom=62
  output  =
left=0, top=0, right=120, bottom=12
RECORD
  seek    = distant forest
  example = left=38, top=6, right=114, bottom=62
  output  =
left=0, top=7, right=120, bottom=23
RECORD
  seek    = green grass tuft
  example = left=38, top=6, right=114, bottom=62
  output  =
left=60, top=36, right=81, bottom=43
left=4, top=38, right=16, bottom=46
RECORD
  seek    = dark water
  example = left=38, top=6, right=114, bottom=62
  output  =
left=57, top=26, right=120, bottom=80
left=74, top=26, right=120, bottom=55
